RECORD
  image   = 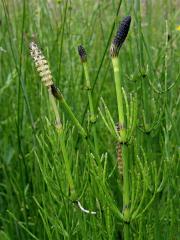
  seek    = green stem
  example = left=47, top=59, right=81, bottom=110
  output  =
left=54, top=88, right=87, bottom=138
left=111, top=56, right=130, bottom=239
left=48, top=89, right=76, bottom=200
left=49, top=89, right=62, bottom=130
left=124, top=223, right=130, bottom=240
left=122, top=144, right=130, bottom=222
left=83, top=62, right=99, bottom=156
left=112, top=57, right=126, bottom=140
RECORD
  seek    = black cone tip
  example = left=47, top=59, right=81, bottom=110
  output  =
left=110, top=16, right=131, bottom=57
left=78, top=45, right=87, bottom=62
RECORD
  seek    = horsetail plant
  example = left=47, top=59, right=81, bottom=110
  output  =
left=29, top=41, right=76, bottom=199
left=78, top=45, right=99, bottom=156
left=29, top=41, right=96, bottom=214
left=110, top=16, right=132, bottom=239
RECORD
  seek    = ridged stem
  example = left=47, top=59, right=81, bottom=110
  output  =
left=111, top=57, right=130, bottom=239
left=112, top=57, right=126, bottom=140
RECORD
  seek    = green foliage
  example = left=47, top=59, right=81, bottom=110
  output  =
left=0, top=0, right=180, bottom=239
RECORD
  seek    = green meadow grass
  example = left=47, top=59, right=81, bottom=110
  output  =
left=0, top=0, right=180, bottom=239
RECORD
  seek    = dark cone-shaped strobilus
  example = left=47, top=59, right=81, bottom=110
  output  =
left=110, top=16, right=131, bottom=57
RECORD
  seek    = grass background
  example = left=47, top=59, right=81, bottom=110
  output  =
left=0, top=0, right=180, bottom=239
